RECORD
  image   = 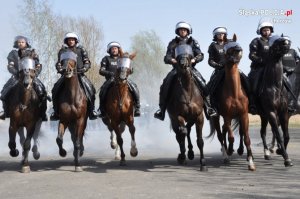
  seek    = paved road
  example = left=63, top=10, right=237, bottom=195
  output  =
left=0, top=119, right=299, bottom=199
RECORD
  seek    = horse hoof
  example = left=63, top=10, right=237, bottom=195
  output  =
left=188, top=151, right=194, bottom=160
left=227, top=149, right=234, bottom=156
left=111, top=143, right=117, bottom=149
left=130, top=149, right=138, bottom=157
left=115, top=156, right=121, bottom=160
left=200, top=165, right=208, bottom=172
left=21, top=166, right=30, bottom=173
left=75, top=166, right=83, bottom=172
left=59, top=149, right=67, bottom=157
left=237, top=148, right=244, bottom=156
left=80, top=150, right=84, bottom=157
left=224, top=158, right=230, bottom=164
left=276, top=148, right=283, bottom=155
left=33, top=152, right=40, bottom=160
left=10, top=149, right=19, bottom=157
left=177, top=154, right=187, bottom=165
left=284, top=159, right=293, bottom=167
left=264, top=155, right=271, bottom=160
left=248, top=165, right=256, bottom=171
left=120, top=160, right=126, bottom=166
left=31, top=145, right=38, bottom=153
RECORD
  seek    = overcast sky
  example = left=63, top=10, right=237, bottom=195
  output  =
left=0, top=0, right=299, bottom=84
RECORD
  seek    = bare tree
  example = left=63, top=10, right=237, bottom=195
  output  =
left=17, top=0, right=104, bottom=92
left=130, top=30, right=168, bottom=106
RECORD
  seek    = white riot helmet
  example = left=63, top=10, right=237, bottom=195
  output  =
left=256, top=20, right=274, bottom=35
left=107, top=41, right=121, bottom=53
left=175, top=21, right=192, bottom=35
left=213, top=27, right=227, bottom=36
left=64, top=32, right=79, bottom=44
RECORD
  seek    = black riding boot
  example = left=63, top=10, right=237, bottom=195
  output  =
left=154, top=70, right=175, bottom=121
left=50, top=98, right=59, bottom=121
left=192, top=68, right=217, bottom=118
left=40, top=98, right=48, bottom=121
left=240, top=72, right=257, bottom=115
left=0, top=101, right=8, bottom=120
left=128, top=80, right=141, bottom=117
left=88, top=97, right=98, bottom=120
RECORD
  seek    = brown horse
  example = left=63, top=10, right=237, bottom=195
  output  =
left=208, top=35, right=255, bottom=171
left=7, top=56, right=43, bottom=173
left=101, top=51, right=138, bottom=166
left=167, top=44, right=206, bottom=171
left=55, top=50, right=88, bottom=172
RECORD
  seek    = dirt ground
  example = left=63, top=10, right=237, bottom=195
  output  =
left=0, top=118, right=299, bottom=199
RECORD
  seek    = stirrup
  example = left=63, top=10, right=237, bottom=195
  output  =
left=154, top=110, right=165, bottom=121
left=134, top=109, right=141, bottom=117
left=207, top=108, right=217, bottom=118
left=50, top=112, right=59, bottom=121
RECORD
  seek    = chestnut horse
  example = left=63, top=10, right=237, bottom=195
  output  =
left=7, top=56, right=43, bottom=173
left=167, top=44, right=206, bottom=171
left=55, top=50, right=88, bottom=172
left=101, top=51, right=138, bottom=166
left=208, top=35, right=256, bottom=171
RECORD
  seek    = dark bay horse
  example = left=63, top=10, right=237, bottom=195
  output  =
left=102, top=51, right=138, bottom=166
left=167, top=44, right=206, bottom=171
left=256, top=35, right=293, bottom=167
left=7, top=56, right=43, bottom=173
left=208, top=35, right=255, bottom=171
left=55, top=50, right=88, bottom=172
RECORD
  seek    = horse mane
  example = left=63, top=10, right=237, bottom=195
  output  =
left=119, top=48, right=137, bottom=60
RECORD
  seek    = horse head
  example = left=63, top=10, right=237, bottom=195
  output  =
left=269, top=35, right=290, bottom=59
left=174, top=44, right=193, bottom=74
left=18, top=57, right=36, bottom=89
left=224, top=34, right=243, bottom=65
left=116, top=51, right=136, bottom=83
left=60, top=50, right=77, bottom=78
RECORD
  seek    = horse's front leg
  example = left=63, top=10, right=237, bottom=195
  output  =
left=196, top=114, right=207, bottom=171
left=128, top=118, right=138, bottom=158
left=113, top=123, right=126, bottom=166
left=174, top=116, right=187, bottom=165
left=21, top=125, right=35, bottom=173
left=268, top=112, right=292, bottom=167
left=240, top=114, right=256, bottom=171
left=186, top=122, right=194, bottom=160
left=32, top=119, right=42, bottom=160
left=8, top=123, right=19, bottom=158
left=56, top=121, right=67, bottom=157
left=72, top=120, right=86, bottom=172
left=17, top=127, right=25, bottom=146
left=260, top=116, right=271, bottom=159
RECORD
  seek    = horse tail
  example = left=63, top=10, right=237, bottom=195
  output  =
left=206, top=119, right=216, bottom=139
left=231, top=118, right=240, bottom=135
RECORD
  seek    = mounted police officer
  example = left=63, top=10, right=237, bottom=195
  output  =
left=282, top=36, right=300, bottom=112
left=207, top=27, right=256, bottom=114
left=0, top=35, right=48, bottom=121
left=248, top=19, right=294, bottom=113
left=98, top=41, right=141, bottom=117
left=50, top=32, right=98, bottom=120
left=154, top=21, right=217, bottom=121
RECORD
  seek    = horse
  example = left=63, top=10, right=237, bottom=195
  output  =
left=166, top=44, right=206, bottom=171
left=6, top=56, right=43, bottom=173
left=269, top=52, right=300, bottom=153
left=101, top=51, right=138, bottom=166
left=208, top=35, right=256, bottom=171
left=256, top=35, right=293, bottom=167
left=55, top=50, right=88, bottom=172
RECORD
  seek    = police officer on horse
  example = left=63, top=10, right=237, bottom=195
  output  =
left=207, top=27, right=256, bottom=114
left=0, top=35, right=48, bottom=121
left=154, top=21, right=217, bottom=120
left=98, top=41, right=141, bottom=118
left=248, top=19, right=294, bottom=113
left=50, top=32, right=98, bottom=120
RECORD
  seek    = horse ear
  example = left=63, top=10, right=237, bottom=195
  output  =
left=281, top=33, right=284, bottom=37
left=119, top=48, right=124, bottom=58
left=129, top=52, right=137, bottom=60
left=233, top=34, right=237, bottom=42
